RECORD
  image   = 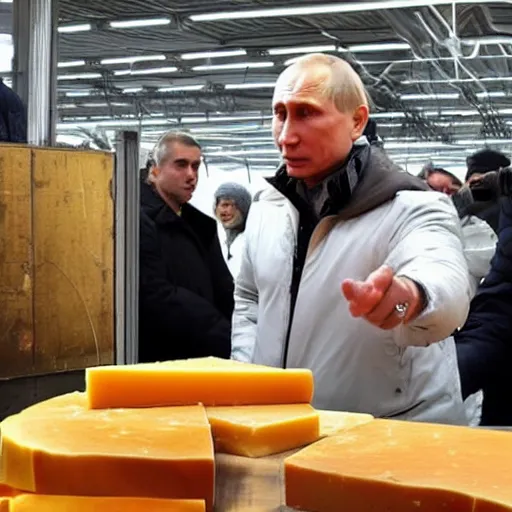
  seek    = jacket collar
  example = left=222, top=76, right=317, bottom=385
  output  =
left=140, top=180, right=217, bottom=239
left=267, top=144, right=428, bottom=221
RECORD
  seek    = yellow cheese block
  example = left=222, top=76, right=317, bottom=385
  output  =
left=8, top=495, right=205, bottom=511
left=86, top=357, right=314, bottom=409
left=206, top=404, right=320, bottom=457
left=285, top=419, right=512, bottom=512
left=1, top=401, right=215, bottom=510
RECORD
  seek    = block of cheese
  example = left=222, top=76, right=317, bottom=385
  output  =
left=206, top=404, right=320, bottom=457
left=285, top=419, right=512, bottom=512
left=86, top=357, right=314, bottom=409
left=1, top=400, right=215, bottom=510
left=318, top=410, right=374, bottom=437
left=8, top=495, right=205, bottom=511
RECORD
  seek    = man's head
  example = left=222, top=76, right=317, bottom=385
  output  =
left=466, top=149, right=511, bottom=184
left=272, top=53, right=369, bottom=187
left=419, top=164, right=462, bottom=196
left=148, top=131, right=201, bottom=211
left=214, top=182, right=252, bottom=230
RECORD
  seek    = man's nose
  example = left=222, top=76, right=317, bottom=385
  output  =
left=278, top=118, right=299, bottom=146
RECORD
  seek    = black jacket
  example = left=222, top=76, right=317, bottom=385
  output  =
left=0, top=79, right=27, bottom=143
left=138, top=182, right=234, bottom=362
left=456, top=196, right=512, bottom=425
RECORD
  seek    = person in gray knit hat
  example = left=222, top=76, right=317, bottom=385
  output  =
left=214, top=182, right=252, bottom=278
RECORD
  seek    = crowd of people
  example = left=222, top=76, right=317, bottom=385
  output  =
left=138, top=53, right=512, bottom=426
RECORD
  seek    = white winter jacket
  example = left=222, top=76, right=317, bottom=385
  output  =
left=232, top=185, right=472, bottom=425
left=218, top=228, right=246, bottom=280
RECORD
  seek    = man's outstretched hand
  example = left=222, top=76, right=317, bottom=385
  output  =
left=341, top=266, right=424, bottom=330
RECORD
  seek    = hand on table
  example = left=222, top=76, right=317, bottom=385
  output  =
left=341, top=266, right=424, bottom=330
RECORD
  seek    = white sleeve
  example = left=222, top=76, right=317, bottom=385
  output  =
left=460, top=215, right=497, bottom=296
left=230, top=208, right=259, bottom=362
left=385, top=192, right=472, bottom=347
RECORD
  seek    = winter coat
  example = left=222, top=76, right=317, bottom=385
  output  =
left=139, top=182, right=234, bottom=362
left=232, top=145, right=471, bottom=424
left=0, top=79, right=27, bottom=143
left=456, top=196, right=512, bottom=425
left=218, top=228, right=246, bottom=280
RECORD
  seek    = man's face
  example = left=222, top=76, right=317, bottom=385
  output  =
left=426, top=171, right=461, bottom=196
left=152, top=142, right=201, bottom=207
left=272, top=66, right=368, bottom=187
left=216, top=199, right=242, bottom=229
left=467, top=172, right=484, bottom=185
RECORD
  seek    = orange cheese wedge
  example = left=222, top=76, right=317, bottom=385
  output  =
left=285, top=419, right=512, bottom=512
left=1, top=402, right=215, bottom=510
left=86, top=357, right=314, bottom=409
left=318, top=410, right=374, bottom=437
left=206, top=404, right=320, bottom=457
left=8, top=495, right=205, bottom=511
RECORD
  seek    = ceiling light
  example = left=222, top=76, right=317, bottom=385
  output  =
left=225, top=82, right=276, bottom=90
left=58, top=104, right=77, bottom=109
left=57, top=73, right=102, bottom=80
left=109, top=18, right=171, bottom=29
left=476, top=91, right=507, bottom=98
left=404, top=76, right=512, bottom=85
left=268, top=44, right=336, bottom=56
left=182, top=114, right=272, bottom=124
left=101, top=55, right=166, bottom=65
left=191, top=1, right=496, bottom=22
left=123, top=87, right=143, bottom=93
left=58, top=24, right=92, bottom=33
left=192, top=62, right=274, bottom=71
left=114, top=66, right=178, bottom=76
left=181, top=50, right=247, bottom=60
left=348, top=42, right=410, bottom=52
left=65, top=91, right=92, bottom=97
left=158, top=85, right=204, bottom=92
left=58, top=60, right=86, bottom=68
left=400, top=93, right=460, bottom=100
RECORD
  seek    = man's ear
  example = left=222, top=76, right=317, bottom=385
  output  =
left=351, top=105, right=370, bottom=141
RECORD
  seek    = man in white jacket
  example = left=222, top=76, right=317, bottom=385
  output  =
left=231, top=53, right=472, bottom=424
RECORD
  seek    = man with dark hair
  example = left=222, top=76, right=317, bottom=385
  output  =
left=463, top=149, right=511, bottom=233
left=139, top=131, right=233, bottom=362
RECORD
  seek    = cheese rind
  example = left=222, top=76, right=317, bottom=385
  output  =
left=1, top=402, right=214, bottom=510
left=285, top=419, right=512, bottom=512
left=8, top=495, right=205, bottom=511
left=206, top=404, right=320, bottom=457
left=86, top=357, right=314, bottom=409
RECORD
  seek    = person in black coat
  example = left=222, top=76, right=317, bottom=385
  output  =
left=0, top=78, right=27, bottom=143
left=456, top=167, right=512, bottom=425
left=139, top=131, right=234, bottom=363
left=463, top=149, right=511, bottom=233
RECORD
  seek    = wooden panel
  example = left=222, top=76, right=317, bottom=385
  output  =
left=0, top=145, right=34, bottom=379
left=32, top=148, right=114, bottom=374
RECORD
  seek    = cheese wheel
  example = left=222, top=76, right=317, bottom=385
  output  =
left=285, top=419, right=512, bottom=512
left=1, top=402, right=215, bottom=510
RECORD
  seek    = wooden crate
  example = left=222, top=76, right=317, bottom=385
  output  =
left=0, top=145, right=114, bottom=378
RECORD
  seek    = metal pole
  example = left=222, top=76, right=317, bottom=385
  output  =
left=114, top=131, right=140, bottom=365
left=12, top=0, right=57, bottom=146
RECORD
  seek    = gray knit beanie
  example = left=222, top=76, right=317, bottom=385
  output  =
left=214, top=182, right=252, bottom=221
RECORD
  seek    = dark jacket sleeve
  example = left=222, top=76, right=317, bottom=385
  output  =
left=456, top=197, right=512, bottom=398
left=139, top=213, right=231, bottom=359
left=207, top=233, right=235, bottom=321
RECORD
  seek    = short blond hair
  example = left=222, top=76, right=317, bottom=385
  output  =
left=285, top=53, right=370, bottom=114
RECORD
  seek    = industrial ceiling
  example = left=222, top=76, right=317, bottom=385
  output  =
left=1, top=0, right=512, bottom=177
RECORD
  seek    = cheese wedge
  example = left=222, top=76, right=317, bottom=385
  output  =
left=318, top=410, right=374, bottom=437
left=1, top=403, right=215, bottom=510
left=8, top=495, right=205, bottom=511
left=206, top=404, right=320, bottom=457
left=285, top=419, right=512, bottom=512
left=86, top=357, right=314, bottom=409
